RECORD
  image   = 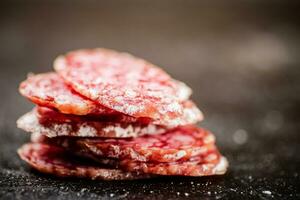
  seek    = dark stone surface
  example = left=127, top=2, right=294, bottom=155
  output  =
left=0, top=1, right=299, bottom=199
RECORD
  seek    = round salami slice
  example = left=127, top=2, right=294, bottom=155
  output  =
left=17, top=109, right=166, bottom=138
left=28, top=134, right=228, bottom=177
left=57, top=126, right=216, bottom=163
left=119, top=154, right=228, bottom=177
left=54, top=48, right=193, bottom=124
left=19, top=72, right=117, bottom=116
left=36, top=106, right=151, bottom=125
left=18, top=143, right=151, bottom=180
left=87, top=149, right=227, bottom=177
left=57, top=145, right=228, bottom=177
left=19, top=72, right=202, bottom=127
left=37, top=99, right=202, bottom=128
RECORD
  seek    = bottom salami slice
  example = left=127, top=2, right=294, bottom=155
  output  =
left=17, top=109, right=166, bottom=138
left=27, top=134, right=228, bottom=177
left=64, top=148, right=228, bottom=177
left=119, top=153, right=228, bottom=176
left=18, top=143, right=151, bottom=180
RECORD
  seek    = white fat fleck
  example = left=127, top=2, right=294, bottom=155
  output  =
left=146, top=90, right=164, bottom=98
left=125, top=89, right=137, bottom=98
left=93, top=77, right=103, bottom=84
left=166, top=102, right=181, bottom=112
left=202, top=165, right=209, bottom=172
left=203, top=134, right=216, bottom=144
left=191, top=147, right=208, bottom=156
left=174, top=81, right=192, bottom=101
left=53, top=56, right=66, bottom=71
left=183, top=106, right=203, bottom=124
left=30, top=132, right=44, bottom=143
left=205, top=153, right=218, bottom=162
left=89, top=145, right=103, bottom=156
left=89, top=88, right=99, bottom=99
left=213, top=157, right=229, bottom=174
left=124, top=105, right=141, bottom=115
left=102, top=124, right=165, bottom=137
left=163, top=150, right=187, bottom=160
left=127, top=149, right=147, bottom=162
left=114, top=96, right=124, bottom=103
left=77, top=123, right=97, bottom=137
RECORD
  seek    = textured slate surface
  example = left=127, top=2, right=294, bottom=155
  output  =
left=0, top=1, right=299, bottom=199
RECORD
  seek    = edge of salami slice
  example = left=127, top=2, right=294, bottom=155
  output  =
left=18, top=143, right=151, bottom=180
left=99, top=153, right=228, bottom=177
left=19, top=72, right=117, bottom=116
left=28, top=135, right=228, bottom=177
left=77, top=126, right=216, bottom=163
left=118, top=154, right=228, bottom=177
left=17, top=109, right=166, bottom=138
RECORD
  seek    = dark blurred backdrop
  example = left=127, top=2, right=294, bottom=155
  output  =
left=0, top=1, right=299, bottom=199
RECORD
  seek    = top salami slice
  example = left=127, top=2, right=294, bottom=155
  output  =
left=19, top=72, right=118, bottom=116
left=54, top=49, right=192, bottom=123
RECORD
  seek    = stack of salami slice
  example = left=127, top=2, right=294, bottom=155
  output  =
left=17, top=49, right=228, bottom=180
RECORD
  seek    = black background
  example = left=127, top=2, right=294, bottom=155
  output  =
left=0, top=1, right=299, bottom=199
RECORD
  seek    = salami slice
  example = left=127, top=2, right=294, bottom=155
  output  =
left=36, top=106, right=151, bottom=125
left=80, top=149, right=227, bottom=177
left=119, top=154, right=228, bottom=176
left=31, top=126, right=216, bottom=163
left=19, top=72, right=117, bottom=116
left=78, top=126, right=216, bottom=163
left=54, top=48, right=193, bottom=124
left=17, top=109, right=166, bottom=138
left=20, top=72, right=202, bottom=127
left=18, top=143, right=151, bottom=180
left=37, top=99, right=202, bottom=128
left=28, top=134, right=228, bottom=177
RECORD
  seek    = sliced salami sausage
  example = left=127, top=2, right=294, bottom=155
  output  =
left=20, top=72, right=202, bottom=127
left=78, top=126, right=216, bottom=163
left=18, top=143, right=151, bottom=180
left=17, top=109, right=166, bottom=138
left=19, top=72, right=116, bottom=116
left=78, top=149, right=227, bottom=177
left=54, top=49, right=193, bottom=125
left=30, top=126, right=216, bottom=163
left=37, top=99, right=202, bottom=128
left=119, top=154, right=228, bottom=176
left=28, top=133, right=228, bottom=177
left=36, top=106, right=151, bottom=125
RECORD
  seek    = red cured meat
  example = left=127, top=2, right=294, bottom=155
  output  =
left=20, top=72, right=202, bottom=127
left=30, top=126, right=217, bottom=163
left=36, top=106, right=151, bottom=125
left=37, top=99, right=202, bottom=128
left=17, top=109, right=166, bottom=138
left=54, top=48, right=193, bottom=124
left=28, top=134, right=228, bottom=177
left=19, top=72, right=117, bottom=116
left=81, top=149, right=227, bottom=177
left=119, top=153, right=228, bottom=176
left=37, top=100, right=202, bottom=129
left=18, top=143, right=151, bottom=180
left=78, top=126, right=217, bottom=163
